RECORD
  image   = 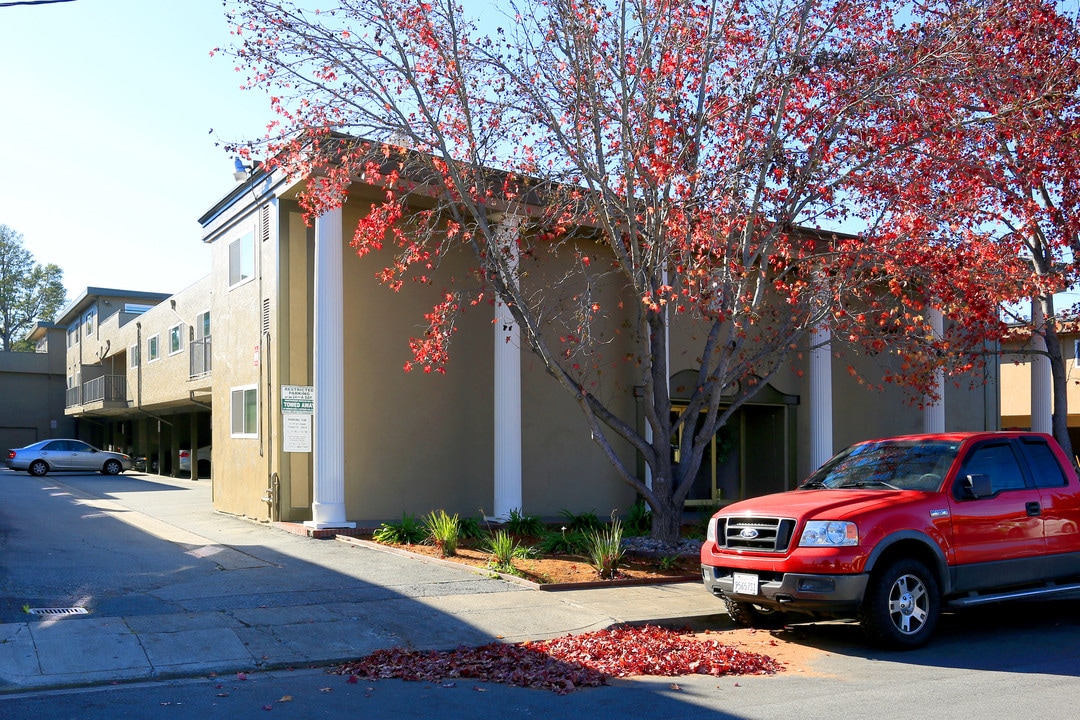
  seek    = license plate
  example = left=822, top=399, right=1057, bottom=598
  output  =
left=732, top=572, right=759, bottom=595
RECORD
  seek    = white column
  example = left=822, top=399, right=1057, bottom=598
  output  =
left=305, top=206, right=355, bottom=529
left=809, top=322, right=834, bottom=470
left=493, top=216, right=522, bottom=520
left=923, top=308, right=945, bottom=433
left=1031, top=299, right=1052, bottom=434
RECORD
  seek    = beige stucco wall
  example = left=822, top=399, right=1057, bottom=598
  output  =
left=200, top=174, right=1000, bottom=525
left=115, top=276, right=214, bottom=410
left=208, top=201, right=277, bottom=519
left=1000, top=336, right=1080, bottom=428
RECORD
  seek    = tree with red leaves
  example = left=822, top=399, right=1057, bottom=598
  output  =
left=222, top=0, right=1051, bottom=544
left=852, top=0, right=1080, bottom=459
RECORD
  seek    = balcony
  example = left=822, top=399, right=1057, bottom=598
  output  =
left=190, top=336, right=211, bottom=378
left=66, top=375, right=127, bottom=413
left=84, top=375, right=127, bottom=404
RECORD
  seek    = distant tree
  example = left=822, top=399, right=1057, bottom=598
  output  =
left=0, top=224, right=66, bottom=352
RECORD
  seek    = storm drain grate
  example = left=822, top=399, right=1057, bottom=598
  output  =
left=27, top=607, right=89, bottom=616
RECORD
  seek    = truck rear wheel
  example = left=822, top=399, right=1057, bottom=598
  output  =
left=860, top=558, right=939, bottom=649
left=724, top=598, right=786, bottom=629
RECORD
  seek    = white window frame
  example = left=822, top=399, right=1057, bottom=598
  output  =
left=129, top=344, right=140, bottom=369
left=168, top=323, right=184, bottom=356
left=195, top=309, right=211, bottom=340
left=228, top=231, right=255, bottom=288
left=231, top=385, right=259, bottom=437
left=67, top=323, right=79, bottom=348
left=83, top=308, right=96, bottom=337
left=147, top=334, right=160, bottom=363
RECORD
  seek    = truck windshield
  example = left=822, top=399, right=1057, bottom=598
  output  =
left=800, top=440, right=960, bottom=491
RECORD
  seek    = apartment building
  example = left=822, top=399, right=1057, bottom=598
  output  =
left=41, top=158, right=1001, bottom=528
left=56, top=283, right=211, bottom=477
left=188, top=164, right=999, bottom=529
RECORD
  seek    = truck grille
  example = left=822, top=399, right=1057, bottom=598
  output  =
left=719, top=516, right=796, bottom=552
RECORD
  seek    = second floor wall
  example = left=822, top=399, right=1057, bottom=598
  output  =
left=62, top=278, right=213, bottom=412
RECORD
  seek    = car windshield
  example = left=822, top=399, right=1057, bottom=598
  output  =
left=800, top=440, right=960, bottom=491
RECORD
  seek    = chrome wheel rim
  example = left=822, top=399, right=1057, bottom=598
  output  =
left=887, top=573, right=929, bottom=635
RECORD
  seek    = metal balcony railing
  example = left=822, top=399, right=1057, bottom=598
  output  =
left=83, top=375, right=127, bottom=404
left=65, top=386, right=82, bottom=408
left=190, top=336, right=212, bottom=378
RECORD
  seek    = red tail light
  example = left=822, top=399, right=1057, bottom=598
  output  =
left=6, top=451, right=14, bottom=460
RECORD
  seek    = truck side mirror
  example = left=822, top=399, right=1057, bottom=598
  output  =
left=961, top=473, right=992, bottom=499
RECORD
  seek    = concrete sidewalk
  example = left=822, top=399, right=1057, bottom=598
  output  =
left=0, top=476, right=728, bottom=693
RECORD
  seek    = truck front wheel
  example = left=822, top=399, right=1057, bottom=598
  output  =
left=724, top=598, right=786, bottom=629
left=860, top=558, right=939, bottom=649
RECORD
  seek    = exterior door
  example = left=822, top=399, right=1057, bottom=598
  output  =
left=948, top=439, right=1046, bottom=589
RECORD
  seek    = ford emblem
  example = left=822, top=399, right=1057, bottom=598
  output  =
left=739, top=528, right=759, bottom=539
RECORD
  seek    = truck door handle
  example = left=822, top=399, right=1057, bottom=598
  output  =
left=1026, top=501, right=1041, bottom=517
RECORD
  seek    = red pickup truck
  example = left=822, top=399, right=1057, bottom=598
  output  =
left=700, top=431, right=1080, bottom=648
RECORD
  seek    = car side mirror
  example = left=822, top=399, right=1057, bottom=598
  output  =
left=961, top=473, right=992, bottom=499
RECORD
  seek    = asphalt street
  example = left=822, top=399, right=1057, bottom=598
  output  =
left=1, top=468, right=1079, bottom=719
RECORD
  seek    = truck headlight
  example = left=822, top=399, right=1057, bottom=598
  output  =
left=799, top=520, right=858, bottom=547
left=706, top=517, right=718, bottom=543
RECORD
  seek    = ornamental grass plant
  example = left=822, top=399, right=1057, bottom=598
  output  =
left=424, top=509, right=460, bottom=557
left=585, top=518, right=625, bottom=579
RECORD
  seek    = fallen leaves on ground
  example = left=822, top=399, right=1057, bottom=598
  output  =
left=331, top=625, right=782, bottom=694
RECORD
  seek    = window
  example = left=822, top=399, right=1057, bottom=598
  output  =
left=229, top=231, right=255, bottom=287
left=195, top=310, right=211, bottom=340
left=129, top=344, right=140, bottom=369
left=231, top=386, right=258, bottom=437
left=958, top=442, right=1027, bottom=494
left=147, top=334, right=160, bottom=362
left=168, top=324, right=184, bottom=355
left=67, top=323, right=78, bottom=348
left=1020, top=439, right=1068, bottom=489
left=83, top=308, right=96, bottom=337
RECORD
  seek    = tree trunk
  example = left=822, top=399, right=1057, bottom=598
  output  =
left=1043, top=321, right=1075, bottom=463
left=648, top=491, right=683, bottom=548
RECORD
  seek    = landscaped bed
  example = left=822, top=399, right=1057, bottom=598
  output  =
left=341, top=506, right=705, bottom=587
left=343, top=534, right=701, bottom=586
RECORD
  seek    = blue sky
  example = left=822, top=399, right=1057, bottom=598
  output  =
left=0, top=0, right=275, bottom=301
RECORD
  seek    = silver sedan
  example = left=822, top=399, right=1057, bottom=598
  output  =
left=5, top=439, right=133, bottom=476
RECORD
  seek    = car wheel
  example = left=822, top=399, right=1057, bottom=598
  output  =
left=724, top=597, right=786, bottom=629
left=860, top=558, right=939, bottom=649
left=102, top=459, right=123, bottom=475
left=28, top=460, right=49, bottom=477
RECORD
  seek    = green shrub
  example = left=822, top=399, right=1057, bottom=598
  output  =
left=484, top=529, right=522, bottom=574
left=623, top=499, right=653, bottom=536
left=458, top=515, right=484, bottom=539
left=538, top=528, right=589, bottom=555
left=372, top=513, right=426, bottom=545
left=585, top=519, right=625, bottom=580
left=558, top=509, right=601, bottom=533
left=424, top=509, right=460, bottom=557
left=504, top=508, right=546, bottom=536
